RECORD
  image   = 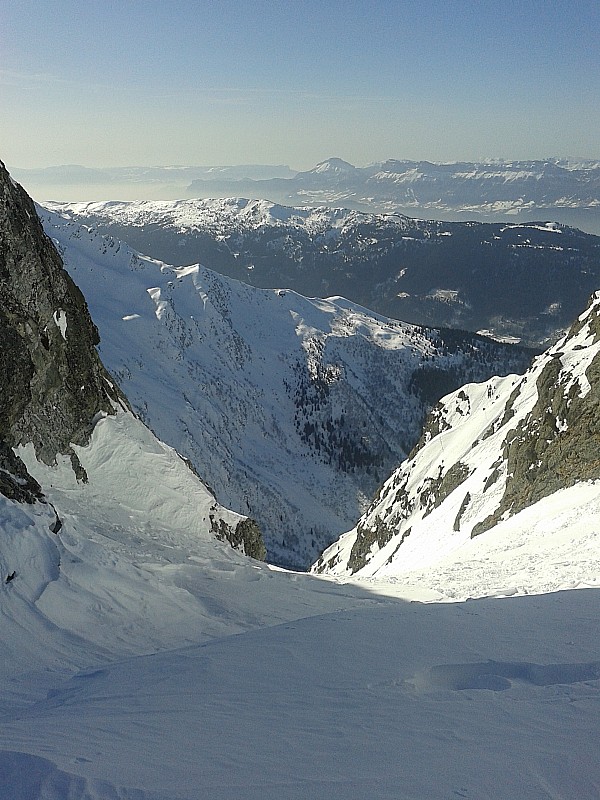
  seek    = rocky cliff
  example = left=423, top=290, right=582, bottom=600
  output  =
left=314, top=292, right=600, bottom=577
left=0, top=160, right=123, bottom=492
left=0, top=161, right=265, bottom=560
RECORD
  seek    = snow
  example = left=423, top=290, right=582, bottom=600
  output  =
left=52, top=309, right=67, bottom=339
left=476, top=328, right=522, bottom=344
left=42, top=197, right=402, bottom=240
left=1, top=451, right=600, bottom=800
left=360, top=482, right=600, bottom=599
left=38, top=205, right=484, bottom=568
left=316, top=292, right=600, bottom=581
left=501, top=222, right=564, bottom=233
left=1, top=352, right=599, bottom=800
left=2, top=199, right=599, bottom=798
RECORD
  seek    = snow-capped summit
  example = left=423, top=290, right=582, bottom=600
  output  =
left=303, top=157, right=357, bottom=176
left=314, top=291, right=600, bottom=591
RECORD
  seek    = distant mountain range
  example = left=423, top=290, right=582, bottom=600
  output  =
left=187, top=157, right=600, bottom=236
left=47, top=198, right=600, bottom=349
left=9, top=164, right=297, bottom=203
left=11, top=164, right=296, bottom=185
left=12, top=157, right=600, bottom=233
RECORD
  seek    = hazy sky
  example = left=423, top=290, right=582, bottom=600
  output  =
left=2, top=0, right=599, bottom=170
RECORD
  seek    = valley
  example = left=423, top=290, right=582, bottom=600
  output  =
left=39, top=205, right=531, bottom=567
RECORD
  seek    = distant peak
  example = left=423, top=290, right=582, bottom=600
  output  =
left=309, top=158, right=356, bottom=174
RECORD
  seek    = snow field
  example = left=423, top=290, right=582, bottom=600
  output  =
left=0, top=407, right=598, bottom=798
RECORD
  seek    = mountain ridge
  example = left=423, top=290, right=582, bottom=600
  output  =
left=0, top=160, right=265, bottom=560
left=40, top=205, right=531, bottom=567
left=0, top=158, right=122, bottom=486
left=45, top=198, right=600, bottom=349
left=185, top=157, right=600, bottom=234
left=314, top=290, right=600, bottom=580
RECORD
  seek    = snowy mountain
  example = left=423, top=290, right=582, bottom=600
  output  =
left=4, top=448, right=600, bottom=800
left=184, top=157, right=600, bottom=235
left=3, top=165, right=600, bottom=800
left=0, top=159, right=263, bottom=561
left=39, top=206, right=531, bottom=567
left=14, top=158, right=600, bottom=237
left=314, top=291, right=600, bottom=584
left=46, top=197, right=600, bottom=348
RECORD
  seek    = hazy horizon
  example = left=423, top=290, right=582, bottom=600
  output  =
left=11, top=156, right=600, bottom=211
left=2, top=0, right=599, bottom=174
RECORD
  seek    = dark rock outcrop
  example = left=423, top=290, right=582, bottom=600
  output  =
left=0, top=160, right=124, bottom=494
left=472, top=296, right=600, bottom=536
left=210, top=515, right=267, bottom=561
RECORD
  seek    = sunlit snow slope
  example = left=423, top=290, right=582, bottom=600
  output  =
left=46, top=196, right=600, bottom=347
left=40, top=207, right=528, bottom=567
left=2, top=409, right=600, bottom=799
left=2, top=401, right=599, bottom=800
left=315, top=292, right=600, bottom=590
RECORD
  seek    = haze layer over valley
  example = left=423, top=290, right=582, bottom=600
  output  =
left=14, top=157, right=600, bottom=236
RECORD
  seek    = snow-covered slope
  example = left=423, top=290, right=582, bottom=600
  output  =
left=2, top=441, right=600, bottom=800
left=3, top=579, right=600, bottom=800
left=46, top=197, right=600, bottom=348
left=39, top=206, right=530, bottom=567
left=314, top=292, right=600, bottom=584
left=2, top=404, right=600, bottom=799
left=2, top=367, right=599, bottom=800
left=4, top=410, right=259, bottom=673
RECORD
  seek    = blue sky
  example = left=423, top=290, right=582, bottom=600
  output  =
left=2, top=0, right=599, bottom=169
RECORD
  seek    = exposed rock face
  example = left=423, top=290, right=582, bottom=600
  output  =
left=314, top=292, right=600, bottom=578
left=211, top=516, right=267, bottom=561
left=472, top=298, right=600, bottom=536
left=0, top=441, right=43, bottom=503
left=0, top=160, right=123, bottom=486
left=0, top=162, right=266, bottom=560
